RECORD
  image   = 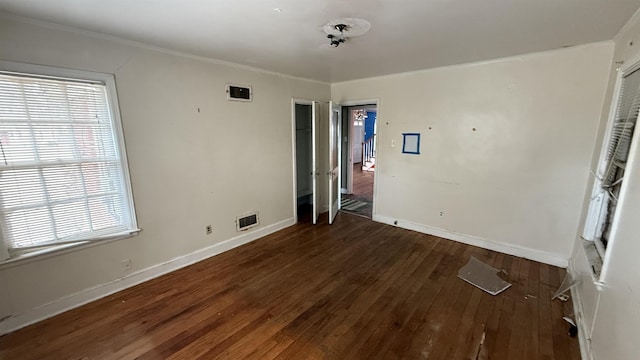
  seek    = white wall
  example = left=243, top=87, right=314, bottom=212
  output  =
left=0, top=16, right=329, bottom=333
left=332, top=43, right=614, bottom=266
left=570, top=10, right=640, bottom=360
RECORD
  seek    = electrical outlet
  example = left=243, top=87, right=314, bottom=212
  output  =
left=121, top=259, right=132, bottom=273
left=206, top=225, right=212, bottom=235
left=440, top=211, right=444, bottom=216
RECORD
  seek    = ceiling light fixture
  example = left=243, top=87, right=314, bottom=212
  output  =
left=322, top=18, right=370, bottom=47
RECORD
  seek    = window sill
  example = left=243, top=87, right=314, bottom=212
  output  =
left=0, top=229, right=141, bottom=270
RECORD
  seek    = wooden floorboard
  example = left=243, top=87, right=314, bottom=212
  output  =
left=341, top=164, right=374, bottom=218
left=352, top=163, right=374, bottom=200
left=0, top=213, right=581, bottom=359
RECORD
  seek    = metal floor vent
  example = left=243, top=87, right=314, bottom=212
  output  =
left=226, top=84, right=252, bottom=102
left=236, top=212, right=259, bottom=231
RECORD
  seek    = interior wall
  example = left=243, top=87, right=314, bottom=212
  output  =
left=364, top=111, right=377, bottom=141
left=0, top=16, right=330, bottom=332
left=570, top=10, right=640, bottom=360
left=332, top=43, right=614, bottom=265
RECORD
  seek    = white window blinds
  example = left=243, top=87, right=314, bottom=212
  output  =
left=0, top=68, right=137, bottom=257
left=593, top=67, right=640, bottom=251
left=602, top=68, right=640, bottom=187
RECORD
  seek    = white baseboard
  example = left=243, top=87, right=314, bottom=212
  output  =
left=568, top=260, right=593, bottom=360
left=0, top=217, right=295, bottom=336
left=372, top=214, right=569, bottom=268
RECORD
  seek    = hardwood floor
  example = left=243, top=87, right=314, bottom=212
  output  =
left=0, top=213, right=580, bottom=359
left=341, top=164, right=374, bottom=218
left=352, top=163, right=374, bottom=199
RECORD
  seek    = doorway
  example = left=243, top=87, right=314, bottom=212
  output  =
left=340, top=104, right=377, bottom=218
left=293, top=101, right=318, bottom=224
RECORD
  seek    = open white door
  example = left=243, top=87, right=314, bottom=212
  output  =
left=311, top=101, right=319, bottom=224
left=328, top=101, right=341, bottom=224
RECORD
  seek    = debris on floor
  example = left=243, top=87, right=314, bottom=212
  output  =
left=563, top=316, right=578, bottom=337
left=474, top=325, right=487, bottom=360
left=457, top=256, right=512, bottom=295
left=552, top=272, right=580, bottom=302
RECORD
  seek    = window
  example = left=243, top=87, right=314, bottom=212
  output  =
left=0, top=62, right=138, bottom=261
left=583, top=63, right=640, bottom=271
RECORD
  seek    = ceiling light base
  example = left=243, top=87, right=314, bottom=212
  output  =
left=322, top=18, right=370, bottom=47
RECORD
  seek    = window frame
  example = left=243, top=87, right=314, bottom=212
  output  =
left=0, top=60, right=139, bottom=262
left=583, top=59, right=640, bottom=282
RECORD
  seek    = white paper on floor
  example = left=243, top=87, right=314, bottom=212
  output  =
left=552, top=272, right=580, bottom=302
left=457, top=256, right=512, bottom=296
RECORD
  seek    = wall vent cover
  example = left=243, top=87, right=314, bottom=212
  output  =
left=236, top=211, right=259, bottom=231
left=226, top=84, right=252, bottom=102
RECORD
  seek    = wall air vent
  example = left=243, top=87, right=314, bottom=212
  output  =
left=226, top=84, right=252, bottom=102
left=236, top=211, right=259, bottom=231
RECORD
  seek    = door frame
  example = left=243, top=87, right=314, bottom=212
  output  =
left=342, top=104, right=378, bottom=194
left=340, top=99, right=380, bottom=215
left=291, top=98, right=317, bottom=224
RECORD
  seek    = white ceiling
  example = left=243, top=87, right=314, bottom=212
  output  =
left=1, top=0, right=639, bottom=82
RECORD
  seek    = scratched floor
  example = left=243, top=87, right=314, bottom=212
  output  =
left=0, top=212, right=580, bottom=359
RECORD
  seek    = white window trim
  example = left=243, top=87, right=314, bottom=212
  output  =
left=583, top=58, right=640, bottom=284
left=0, top=231, right=139, bottom=269
left=0, top=60, right=139, bottom=264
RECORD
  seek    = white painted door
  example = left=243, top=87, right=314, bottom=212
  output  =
left=353, top=119, right=364, bottom=163
left=328, top=101, right=341, bottom=224
left=312, top=101, right=319, bottom=224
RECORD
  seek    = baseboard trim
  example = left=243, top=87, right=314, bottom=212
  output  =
left=372, top=214, right=569, bottom=268
left=0, top=217, right=295, bottom=335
